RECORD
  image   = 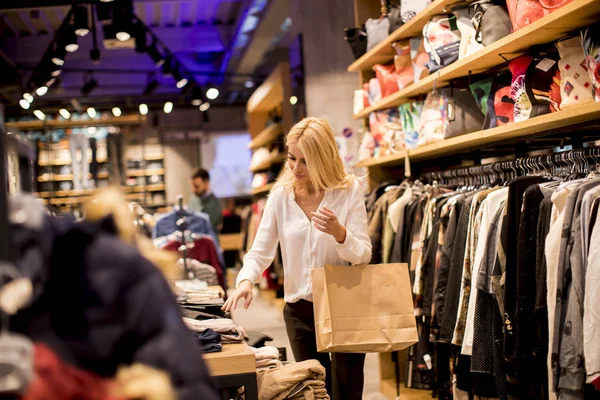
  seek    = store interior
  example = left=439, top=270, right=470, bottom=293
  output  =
left=1, top=0, right=600, bottom=399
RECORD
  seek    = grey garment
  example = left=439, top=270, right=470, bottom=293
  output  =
left=559, top=179, right=600, bottom=395
left=581, top=186, right=600, bottom=269
left=107, top=133, right=126, bottom=186
left=551, top=185, right=581, bottom=396
left=477, top=200, right=506, bottom=294
left=189, top=193, right=223, bottom=235
left=69, top=133, right=90, bottom=190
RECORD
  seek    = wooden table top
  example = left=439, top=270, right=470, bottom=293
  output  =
left=203, top=343, right=256, bottom=376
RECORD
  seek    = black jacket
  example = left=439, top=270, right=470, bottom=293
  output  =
left=9, top=199, right=219, bottom=400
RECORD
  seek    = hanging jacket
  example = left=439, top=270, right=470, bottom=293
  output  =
left=8, top=196, right=219, bottom=400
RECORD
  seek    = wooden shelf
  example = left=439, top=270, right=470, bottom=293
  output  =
left=247, top=64, right=289, bottom=113
left=38, top=158, right=108, bottom=166
left=38, top=184, right=166, bottom=198
left=251, top=182, right=275, bottom=195
left=125, top=184, right=166, bottom=193
left=348, top=0, right=460, bottom=73
left=248, top=124, right=283, bottom=148
left=353, top=0, right=600, bottom=119
left=127, top=169, right=165, bottom=177
left=249, top=153, right=285, bottom=173
left=5, top=115, right=145, bottom=131
left=357, top=102, right=600, bottom=168
left=37, top=172, right=109, bottom=182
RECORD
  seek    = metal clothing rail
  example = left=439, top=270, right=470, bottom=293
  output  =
left=0, top=105, right=13, bottom=263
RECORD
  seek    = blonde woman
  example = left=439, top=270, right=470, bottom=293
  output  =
left=223, top=117, right=372, bottom=400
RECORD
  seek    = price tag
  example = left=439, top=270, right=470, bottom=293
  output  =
left=536, top=58, right=556, bottom=72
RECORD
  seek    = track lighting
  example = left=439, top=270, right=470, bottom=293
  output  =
left=33, top=110, right=45, bottom=120
left=23, top=93, right=33, bottom=103
left=36, top=86, right=48, bottom=96
left=191, top=87, right=204, bottom=106
left=87, top=107, right=96, bottom=118
left=139, top=103, right=149, bottom=115
left=245, top=80, right=255, bottom=88
left=143, top=75, right=159, bottom=96
left=199, top=102, right=210, bottom=112
left=161, top=59, right=173, bottom=78
left=52, top=45, right=66, bottom=66
left=163, top=101, right=173, bottom=114
left=173, top=69, right=188, bottom=89
left=116, top=30, right=131, bottom=42
left=290, top=96, right=298, bottom=105
left=74, top=5, right=89, bottom=37
left=112, top=107, right=122, bottom=117
left=64, top=26, right=79, bottom=52
left=206, top=88, right=219, bottom=100
left=81, top=72, right=98, bottom=96
left=148, top=42, right=165, bottom=67
left=59, top=108, right=71, bottom=119
left=19, top=99, right=30, bottom=110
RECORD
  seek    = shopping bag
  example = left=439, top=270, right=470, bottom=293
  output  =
left=312, top=263, right=418, bottom=353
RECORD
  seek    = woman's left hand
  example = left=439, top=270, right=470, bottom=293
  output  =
left=311, top=207, right=347, bottom=244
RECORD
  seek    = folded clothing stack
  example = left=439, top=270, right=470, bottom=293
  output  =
left=183, top=318, right=248, bottom=344
left=174, top=279, right=223, bottom=305
left=194, top=329, right=222, bottom=353
left=251, top=346, right=282, bottom=370
left=178, top=259, right=219, bottom=286
left=257, top=360, right=329, bottom=400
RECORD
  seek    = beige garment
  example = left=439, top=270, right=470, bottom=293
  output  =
left=257, top=359, right=284, bottom=369
left=287, top=380, right=329, bottom=400
left=383, top=187, right=413, bottom=263
left=257, top=360, right=328, bottom=400
left=182, top=318, right=248, bottom=343
left=252, top=346, right=280, bottom=361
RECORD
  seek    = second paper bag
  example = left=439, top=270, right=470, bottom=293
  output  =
left=312, top=263, right=418, bottom=353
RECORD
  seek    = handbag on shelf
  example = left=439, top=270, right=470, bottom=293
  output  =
left=489, top=71, right=515, bottom=127
left=401, top=0, right=432, bottom=23
left=363, top=83, right=371, bottom=107
left=369, top=77, right=383, bottom=104
left=366, top=17, right=391, bottom=51
left=582, top=21, right=600, bottom=102
left=354, top=89, right=366, bottom=115
left=312, top=263, right=418, bottom=353
left=374, top=64, right=400, bottom=98
left=344, top=25, right=368, bottom=60
left=510, top=54, right=535, bottom=122
left=469, top=76, right=494, bottom=129
left=452, top=6, right=484, bottom=59
left=556, top=36, right=594, bottom=110
left=418, top=90, right=448, bottom=146
left=506, top=0, right=572, bottom=31
left=410, top=37, right=431, bottom=82
left=423, top=15, right=461, bottom=73
left=386, top=1, right=404, bottom=33
left=441, top=81, right=486, bottom=139
left=392, top=41, right=415, bottom=90
left=398, top=101, right=424, bottom=149
left=468, top=0, right=512, bottom=46
left=369, top=108, right=401, bottom=150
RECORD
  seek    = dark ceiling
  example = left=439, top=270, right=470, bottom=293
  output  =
left=0, top=0, right=291, bottom=117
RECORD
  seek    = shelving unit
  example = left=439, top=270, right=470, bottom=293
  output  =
left=127, top=168, right=165, bottom=177
left=251, top=182, right=275, bottom=195
left=246, top=62, right=294, bottom=196
left=353, top=0, right=600, bottom=119
left=38, top=172, right=110, bottom=182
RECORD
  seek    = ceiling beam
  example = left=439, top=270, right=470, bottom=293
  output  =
left=0, top=0, right=242, bottom=11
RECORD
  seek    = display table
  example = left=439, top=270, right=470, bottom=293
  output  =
left=203, top=343, right=258, bottom=400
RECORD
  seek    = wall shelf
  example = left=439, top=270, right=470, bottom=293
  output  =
left=353, top=0, right=600, bottom=119
left=249, top=153, right=286, bottom=173
left=38, top=158, right=108, bottom=166
left=248, top=124, right=283, bottom=149
left=357, top=102, right=600, bottom=168
left=348, top=0, right=460, bottom=73
left=5, top=115, right=145, bottom=131
left=251, top=182, right=275, bottom=195
left=37, top=172, right=109, bottom=182
left=127, top=169, right=165, bottom=177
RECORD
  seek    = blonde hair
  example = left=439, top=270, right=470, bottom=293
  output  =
left=273, top=117, right=355, bottom=193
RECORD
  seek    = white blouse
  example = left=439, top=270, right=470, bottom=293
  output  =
left=236, top=180, right=372, bottom=303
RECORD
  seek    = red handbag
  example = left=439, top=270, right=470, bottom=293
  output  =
left=374, top=64, right=400, bottom=98
left=505, top=0, right=572, bottom=31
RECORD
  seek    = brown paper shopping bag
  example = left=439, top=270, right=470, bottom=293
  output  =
left=312, top=263, right=418, bottom=353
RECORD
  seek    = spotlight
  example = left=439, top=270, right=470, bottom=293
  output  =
left=100, top=0, right=114, bottom=2
left=191, top=87, right=204, bottom=106
left=36, top=86, right=48, bottom=96
left=81, top=73, right=98, bottom=96
left=174, top=70, right=188, bottom=89
left=245, top=80, right=255, bottom=88
left=23, top=93, right=33, bottom=103
left=206, top=88, right=219, bottom=100
left=90, top=48, right=101, bottom=64
left=199, top=102, right=210, bottom=112
left=59, top=108, right=71, bottom=119
left=290, top=96, right=298, bottom=105
left=163, top=101, right=173, bottom=114
left=148, top=42, right=165, bottom=67
left=33, top=110, right=45, bottom=120
left=143, top=75, right=159, bottom=96
left=19, top=99, right=30, bottom=110
left=116, top=30, right=131, bottom=42
left=161, top=59, right=173, bottom=78
left=52, top=45, right=66, bottom=66
left=139, top=103, right=148, bottom=115
left=64, top=26, right=79, bottom=52
left=87, top=107, right=96, bottom=118
left=74, top=5, right=89, bottom=37
left=112, top=107, right=122, bottom=117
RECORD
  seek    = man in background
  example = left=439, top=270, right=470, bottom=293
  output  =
left=190, top=168, right=223, bottom=234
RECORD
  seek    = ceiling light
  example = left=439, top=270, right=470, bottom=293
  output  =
left=33, top=110, right=45, bottom=120
left=139, top=103, right=148, bottom=115
left=74, top=5, right=90, bottom=37
left=148, top=43, right=165, bottom=67
left=23, top=93, right=33, bottom=103
left=46, top=78, right=56, bottom=87
left=199, top=102, right=210, bottom=112
left=100, top=0, right=114, bottom=2
left=19, top=99, right=30, bottom=110
left=112, top=107, right=122, bottom=117
left=87, top=107, right=96, bottom=118
left=290, top=96, right=298, bottom=105
left=206, top=88, right=219, bottom=100
left=163, top=101, right=173, bottom=114
left=192, top=100, right=202, bottom=107
left=116, top=31, right=131, bottom=42
left=64, top=27, right=79, bottom=52
left=245, top=80, right=255, bottom=88
left=59, top=108, right=71, bottom=119
left=174, top=70, right=188, bottom=89
left=36, top=86, right=48, bottom=96
left=52, top=45, right=66, bottom=66
left=191, top=86, right=205, bottom=106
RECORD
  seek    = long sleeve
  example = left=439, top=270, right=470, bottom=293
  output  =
left=236, top=193, right=280, bottom=287
left=336, top=182, right=372, bottom=265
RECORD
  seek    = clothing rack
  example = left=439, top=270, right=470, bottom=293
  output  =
left=0, top=105, right=12, bottom=264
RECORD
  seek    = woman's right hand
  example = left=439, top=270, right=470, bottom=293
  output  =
left=222, top=280, right=254, bottom=312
